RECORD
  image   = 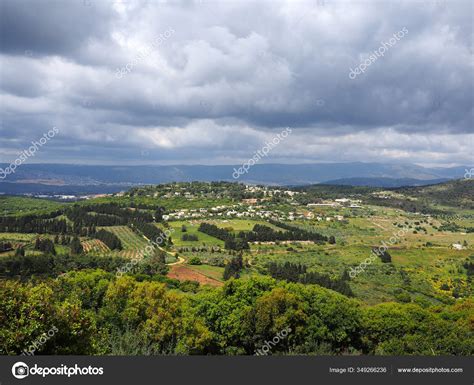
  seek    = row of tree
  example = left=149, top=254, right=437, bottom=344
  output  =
left=131, top=223, right=168, bottom=246
left=0, top=216, right=70, bottom=234
left=182, top=234, right=199, bottom=241
left=0, top=247, right=170, bottom=280
left=0, top=254, right=129, bottom=279
left=0, top=201, right=164, bottom=238
left=54, top=234, right=77, bottom=245
left=267, top=262, right=353, bottom=296
left=198, top=223, right=249, bottom=251
left=65, top=203, right=155, bottom=228
left=265, top=220, right=329, bottom=243
left=95, top=230, right=122, bottom=250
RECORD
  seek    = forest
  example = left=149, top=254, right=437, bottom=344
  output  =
left=267, top=262, right=353, bottom=297
left=1, top=271, right=472, bottom=356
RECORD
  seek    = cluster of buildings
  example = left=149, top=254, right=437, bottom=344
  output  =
left=162, top=203, right=349, bottom=223
left=307, top=198, right=362, bottom=209
left=163, top=206, right=231, bottom=221
left=163, top=202, right=321, bottom=222
left=243, top=185, right=300, bottom=197
left=315, top=215, right=345, bottom=222
left=163, top=204, right=288, bottom=221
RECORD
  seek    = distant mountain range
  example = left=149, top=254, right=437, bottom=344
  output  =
left=0, top=162, right=469, bottom=194
left=321, top=177, right=452, bottom=188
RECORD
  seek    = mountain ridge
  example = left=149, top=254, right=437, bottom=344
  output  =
left=0, top=162, right=468, bottom=193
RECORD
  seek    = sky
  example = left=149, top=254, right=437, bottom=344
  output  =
left=0, top=0, right=473, bottom=167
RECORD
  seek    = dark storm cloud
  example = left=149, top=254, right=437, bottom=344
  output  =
left=0, top=0, right=114, bottom=57
left=0, top=0, right=472, bottom=166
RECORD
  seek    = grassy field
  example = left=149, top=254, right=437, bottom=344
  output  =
left=207, top=219, right=283, bottom=232
left=167, top=221, right=225, bottom=247
left=186, top=264, right=225, bottom=282
left=250, top=210, right=473, bottom=305
left=167, top=219, right=286, bottom=247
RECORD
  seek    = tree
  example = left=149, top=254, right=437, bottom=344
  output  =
left=15, top=247, right=25, bottom=257
left=137, top=250, right=168, bottom=275
left=34, top=238, right=56, bottom=255
left=188, top=257, right=202, bottom=265
left=0, top=279, right=100, bottom=355
left=372, top=248, right=391, bottom=263
left=0, top=242, right=12, bottom=252
left=223, top=254, right=243, bottom=280
left=154, top=207, right=165, bottom=222
left=101, top=276, right=212, bottom=354
left=182, top=234, right=198, bottom=241
left=70, top=236, right=84, bottom=255
left=328, top=236, right=336, bottom=244
left=95, top=230, right=122, bottom=250
left=199, top=222, right=249, bottom=251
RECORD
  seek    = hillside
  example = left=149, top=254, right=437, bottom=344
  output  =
left=1, top=179, right=472, bottom=357
left=395, top=179, right=474, bottom=208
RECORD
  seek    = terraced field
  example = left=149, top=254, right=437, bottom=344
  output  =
left=95, top=226, right=151, bottom=260
left=82, top=239, right=110, bottom=254
left=100, top=226, right=149, bottom=249
left=117, top=249, right=146, bottom=259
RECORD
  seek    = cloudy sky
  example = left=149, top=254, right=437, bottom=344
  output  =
left=0, top=0, right=472, bottom=167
